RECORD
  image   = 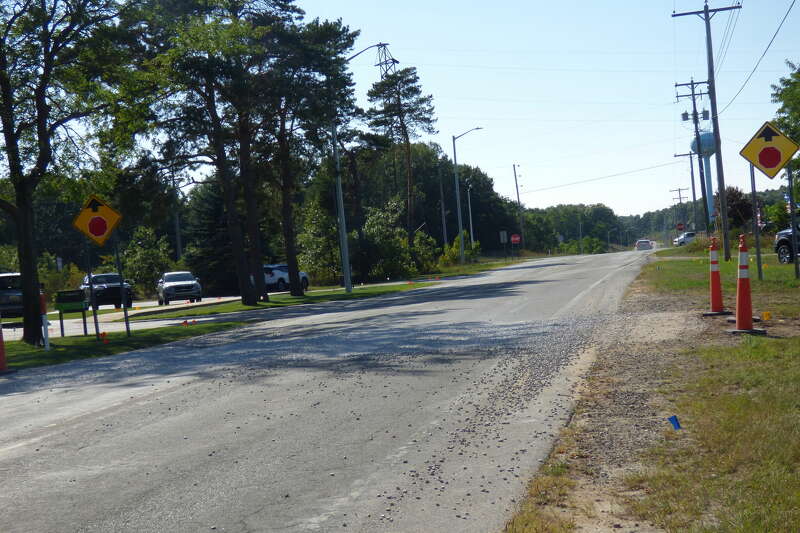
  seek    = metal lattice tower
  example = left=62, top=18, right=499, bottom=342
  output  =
left=375, top=44, right=398, bottom=80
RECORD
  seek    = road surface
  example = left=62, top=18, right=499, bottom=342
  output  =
left=0, top=252, right=648, bottom=532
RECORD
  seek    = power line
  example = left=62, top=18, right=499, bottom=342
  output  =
left=717, top=0, right=796, bottom=116
left=520, top=162, right=682, bottom=195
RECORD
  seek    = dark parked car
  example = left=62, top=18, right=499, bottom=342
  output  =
left=0, top=272, right=24, bottom=318
left=156, top=271, right=202, bottom=305
left=80, top=273, right=133, bottom=309
left=775, top=225, right=800, bottom=263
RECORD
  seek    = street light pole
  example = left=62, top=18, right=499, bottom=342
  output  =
left=467, top=186, right=474, bottom=246
left=512, top=164, right=525, bottom=249
left=330, top=42, right=389, bottom=293
left=451, top=127, right=483, bottom=264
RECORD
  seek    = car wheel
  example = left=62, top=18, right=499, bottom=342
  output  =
left=114, top=302, right=121, bottom=309
left=777, top=244, right=793, bottom=264
left=164, top=297, right=170, bottom=305
left=301, top=278, right=309, bottom=290
left=276, top=279, right=287, bottom=291
left=189, top=298, right=195, bottom=303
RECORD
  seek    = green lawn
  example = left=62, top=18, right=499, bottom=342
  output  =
left=641, top=252, right=800, bottom=317
left=129, top=282, right=433, bottom=321
left=627, top=336, right=800, bottom=531
left=4, top=321, right=244, bottom=371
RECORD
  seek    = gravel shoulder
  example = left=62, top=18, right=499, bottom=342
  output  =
left=507, top=257, right=800, bottom=532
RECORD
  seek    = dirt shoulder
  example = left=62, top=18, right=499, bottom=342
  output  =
left=505, top=262, right=800, bottom=532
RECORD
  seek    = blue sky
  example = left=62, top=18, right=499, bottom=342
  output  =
left=298, top=0, right=798, bottom=216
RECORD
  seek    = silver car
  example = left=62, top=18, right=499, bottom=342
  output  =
left=157, top=271, right=202, bottom=305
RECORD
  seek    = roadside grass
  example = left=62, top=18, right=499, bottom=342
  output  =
left=625, top=335, right=800, bottom=531
left=640, top=253, right=800, bottom=317
left=129, top=282, right=433, bottom=321
left=4, top=321, right=244, bottom=371
left=504, top=434, right=578, bottom=532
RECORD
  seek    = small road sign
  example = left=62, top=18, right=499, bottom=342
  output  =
left=676, top=223, right=685, bottom=231
left=72, top=195, right=122, bottom=246
left=740, top=121, right=799, bottom=179
left=510, top=233, right=521, bottom=245
left=499, top=230, right=508, bottom=244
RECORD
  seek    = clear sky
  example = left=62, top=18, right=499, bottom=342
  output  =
left=297, top=0, right=798, bottom=217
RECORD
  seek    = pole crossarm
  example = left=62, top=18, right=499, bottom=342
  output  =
left=347, top=42, right=390, bottom=63
left=672, top=4, right=741, bottom=18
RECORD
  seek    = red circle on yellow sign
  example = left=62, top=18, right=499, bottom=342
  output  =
left=758, top=146, right=781, bottom=168
left=88, top=216, right=108, bottom=237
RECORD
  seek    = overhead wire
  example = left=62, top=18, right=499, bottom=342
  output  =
left=520, top=162, right=682, bottom=195
left=715, top=4, right=742, bottom=75
left=717, top=0, right=796, bottom=117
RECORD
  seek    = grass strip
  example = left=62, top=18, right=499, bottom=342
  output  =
left=130, top=282, right=433, bottom=321
left=4, top=321, right=244, bottom=371
left=504, top=459, right=576, bottom=532
left=640, top=253, right=800, bottom=317
left=626, top=336, right=800, bottom=531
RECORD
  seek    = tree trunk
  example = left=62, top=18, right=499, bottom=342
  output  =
left=203, top=80, right=257, bottom=306
left=16, top=181, right=43, bottom=345
left=278, top=115, right=303, bottom=297
left=238, top=113, right=267, bottom=302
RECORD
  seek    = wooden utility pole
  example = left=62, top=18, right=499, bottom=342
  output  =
left=673, top=1, right=742, bottom=260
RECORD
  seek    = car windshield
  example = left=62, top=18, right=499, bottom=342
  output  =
left=93, top=274, right=121, bottom=284
left=0, top=274, right=21, bottom=290
left=164, top=273, right=195, bottom=282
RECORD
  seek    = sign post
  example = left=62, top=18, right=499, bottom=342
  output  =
left=72, top=196, right=128, bottom=337
left=740, top=121, right=800, bottom=280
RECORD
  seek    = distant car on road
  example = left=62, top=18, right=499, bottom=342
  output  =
left=264, top=264, right=309, bottom=291
left=80, top=273, right=133, bottom=309
left=673, top=231, right=696, bottom=246
left=0, top=272, right=24, bottom=318
left=775, top=226, right=800, bottom=263
left=156, top=271, right=202, bottom=305
left=634, top=239, right=653, bottom=251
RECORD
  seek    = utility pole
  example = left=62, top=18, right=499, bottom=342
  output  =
left=675, top=78, right=710, bottom=232
left=512, top=164, right=525, bottom=249
left=577, top=214, right=583, bottom=255
left=674, top=152, right=699, bottom=231
left=671, top=187, right=689, bottom=235
left=438, top=166, right=447, bottom=247
left=673, top=2, right=741, bottom=261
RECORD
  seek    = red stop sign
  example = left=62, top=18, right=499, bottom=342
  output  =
left=758, top=146, right=782, bottom=168
left=510, top=234, right=521, bottom=244
left=676, top=223, right=685, bottom=231
left=88, top=216, right=108, bottom=237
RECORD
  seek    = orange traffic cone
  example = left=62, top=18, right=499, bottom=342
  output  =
left=703, top=237, right=731, bottom=317
left=730, top=235, right=766, bottom=335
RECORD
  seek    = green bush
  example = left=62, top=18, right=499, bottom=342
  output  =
left=438, top=231, right=480, bottom=267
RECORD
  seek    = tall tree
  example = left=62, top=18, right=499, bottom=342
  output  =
left=366, top=67, right=437, bottom=244
left=0, top=0, right=123, bottom=344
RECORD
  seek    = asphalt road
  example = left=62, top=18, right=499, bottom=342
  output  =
left=0, top=252, right=649, bottom=532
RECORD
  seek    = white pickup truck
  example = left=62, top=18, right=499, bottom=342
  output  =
left=264, top=264, right=310, bottom=291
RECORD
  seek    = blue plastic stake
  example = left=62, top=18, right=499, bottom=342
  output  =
left=668, top=415, right=682, bottom=430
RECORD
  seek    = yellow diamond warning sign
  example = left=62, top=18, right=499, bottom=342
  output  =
left=740, top=121, right=799, bottom=179
left=72, top=195, right=122, bottom=246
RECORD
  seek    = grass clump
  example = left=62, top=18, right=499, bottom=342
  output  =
left=626, top=336, right=800, bottom=531
left=504, top=460, right=576, bottom=533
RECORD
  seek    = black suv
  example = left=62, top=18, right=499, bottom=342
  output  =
left=775, top=225, right=800, bottom=263
left=0, top=272, right=23, bottom=318
left=80, top=273, right=133, bottom=309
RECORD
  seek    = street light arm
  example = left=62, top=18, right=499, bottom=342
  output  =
left=453, top=126, right=483, bottom=141
left=347, top=42, right=389, bottom=63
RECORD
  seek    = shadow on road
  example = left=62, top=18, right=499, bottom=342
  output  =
left=0, top=287, right=573, bottom=396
